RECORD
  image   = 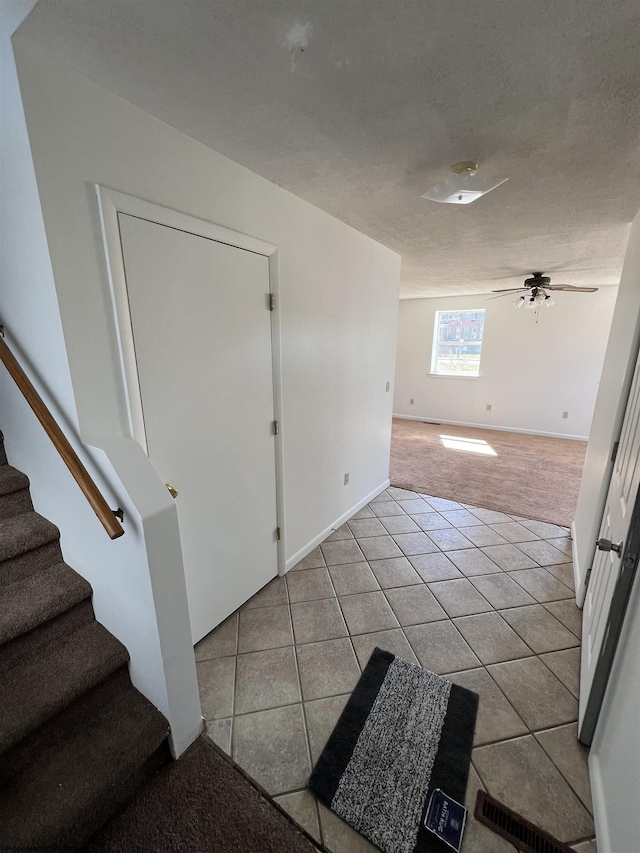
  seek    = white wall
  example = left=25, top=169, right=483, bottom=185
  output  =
left=12, top=38, right=400, bottom=570
left=573, top=213, right=640, bottom=598
left=1, top=0, right=201, bottom=756
left=394, top=288, right=617, bottom=440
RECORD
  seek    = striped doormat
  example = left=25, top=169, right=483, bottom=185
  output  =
left=308, top=648, right=478, bottom=853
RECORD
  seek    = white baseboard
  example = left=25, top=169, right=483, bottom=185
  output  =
left=392, top=413, right=589, bottom=442
left=285, top=479, right=390, bottom=573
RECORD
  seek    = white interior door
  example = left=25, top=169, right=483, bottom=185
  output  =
left=580, top=344, right=640, bottom=727
left=118, top=213, right=278, bottom=643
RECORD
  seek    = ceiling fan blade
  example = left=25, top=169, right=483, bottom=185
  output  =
left=486, top=290, right=527, bottom=300
left=547, top=285, right=599, bottom=292
left=487, top=262, right=591, bottom=281
left=490, top=287, right=528, bottom=293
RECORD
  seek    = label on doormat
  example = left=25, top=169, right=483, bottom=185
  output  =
left=424, top=788, right=467, bottom=852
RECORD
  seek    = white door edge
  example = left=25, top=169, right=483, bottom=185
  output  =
left=571, top=520, right=587, bottom=608
left=95, top=184, right=286, bottom=575
left=588, top=753, right=609, bottom=853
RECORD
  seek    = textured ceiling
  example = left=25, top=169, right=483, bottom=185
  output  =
left=17, top=0, right=640, bottom=296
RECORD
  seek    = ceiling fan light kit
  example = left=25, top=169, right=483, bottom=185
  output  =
left=421, top=162, right=509, bottom=205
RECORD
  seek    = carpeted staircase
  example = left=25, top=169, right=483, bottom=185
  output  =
left=0, top=430, right=171, bottom=849
left=0, top=429, right=324, bottom=852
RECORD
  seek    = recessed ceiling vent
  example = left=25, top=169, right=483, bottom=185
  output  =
left=421, top=161, right=508, bottom=204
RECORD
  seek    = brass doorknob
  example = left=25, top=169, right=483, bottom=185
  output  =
left=165, top=483, right=178, bottom=499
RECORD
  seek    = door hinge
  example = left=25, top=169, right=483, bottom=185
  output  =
left=611, top=440, right=620, bottom=463
left=276, top=526, right=281, bottom=541
left=269, top=293, right=275, bottom=311
left=584, top=564, right=592, bottom=588
left=273, top=420, right=279, bottom=435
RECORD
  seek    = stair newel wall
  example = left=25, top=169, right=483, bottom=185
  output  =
left=0, top=431, right=172, bottom=848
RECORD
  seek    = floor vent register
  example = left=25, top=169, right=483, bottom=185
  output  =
left=474, top=790, right=576, bottom=853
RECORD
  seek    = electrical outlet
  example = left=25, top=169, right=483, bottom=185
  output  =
left=344, top=472, right=349, bottom=485
left=486, top=404, right=492, bottom=412
left=562, top=411, right=569, bottom=419
left=386, top=381, right=390, bottom=393
left=410, top=398, right=414, bottom=405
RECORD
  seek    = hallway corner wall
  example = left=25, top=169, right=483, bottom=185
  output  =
left=1, top=0, right=201, bottom=756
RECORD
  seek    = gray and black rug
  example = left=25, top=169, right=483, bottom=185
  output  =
left=308, top=648, right=478, bottom=853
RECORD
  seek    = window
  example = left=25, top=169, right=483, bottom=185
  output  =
left=431, top=309, right=485, bottom=376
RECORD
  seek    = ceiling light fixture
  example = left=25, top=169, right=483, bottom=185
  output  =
left=421, top=162, right=509, bottom=205
left=520, top=288, right=555, bottom=322
left=492, top=272, right=595, bottom=322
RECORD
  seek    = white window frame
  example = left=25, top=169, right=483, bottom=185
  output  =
left=430, top=309, right=485, bottom=378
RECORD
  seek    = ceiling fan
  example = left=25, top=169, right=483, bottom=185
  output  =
left=490, top=272, right=598, bottom=310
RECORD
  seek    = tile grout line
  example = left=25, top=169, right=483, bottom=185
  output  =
left=534, top=732, right=594, bottom=816
left=200, top=598, right=579, bottom=666
left=228, top=585, right=576, bottom=614
left=506, top=565, right=575, bottom=599
left=539, top=599, right=582, bottom=637
left=291, top=637, right=324, bottom=846
left=473, top=656, right=574, bottom=741
left=489, top=607, right=578, bottom=657
left=324, top=561, right=364, bottom=673
left=468, top=746, right=589, bottom=848
left=472, top=653, right=588, bottom=812
left=535, top=648, right=581, bottom=699
left=207, top=589, right=579, bottom=659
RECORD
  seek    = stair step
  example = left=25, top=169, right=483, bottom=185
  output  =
left=0, top=511, right=60, bottom=561
left=0, top=464, right=29, bottom=495
left=0, top=561, right=92, bottom=646
left=0, top=598, right=95, bottom=678
left=0, top=666, right=132, bottom=784
left=0, top=464, right=32, bottom=519
left=0, top=511, right=62, bottom=584
left=0, top=668, right=170, bottom=849
left=0, top=619, right=129, bottom=753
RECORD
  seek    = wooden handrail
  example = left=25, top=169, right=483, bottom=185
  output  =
left=0, top=332, right=124, bottom=539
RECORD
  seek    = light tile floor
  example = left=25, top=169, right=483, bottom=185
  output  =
left=195, top=487, right=597, bottom=853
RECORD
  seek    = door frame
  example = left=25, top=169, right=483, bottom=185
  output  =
left=95, top=185, right=286, bottom=576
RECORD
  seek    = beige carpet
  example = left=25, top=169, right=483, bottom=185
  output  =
left=390, top=419, right=587, bottom=527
